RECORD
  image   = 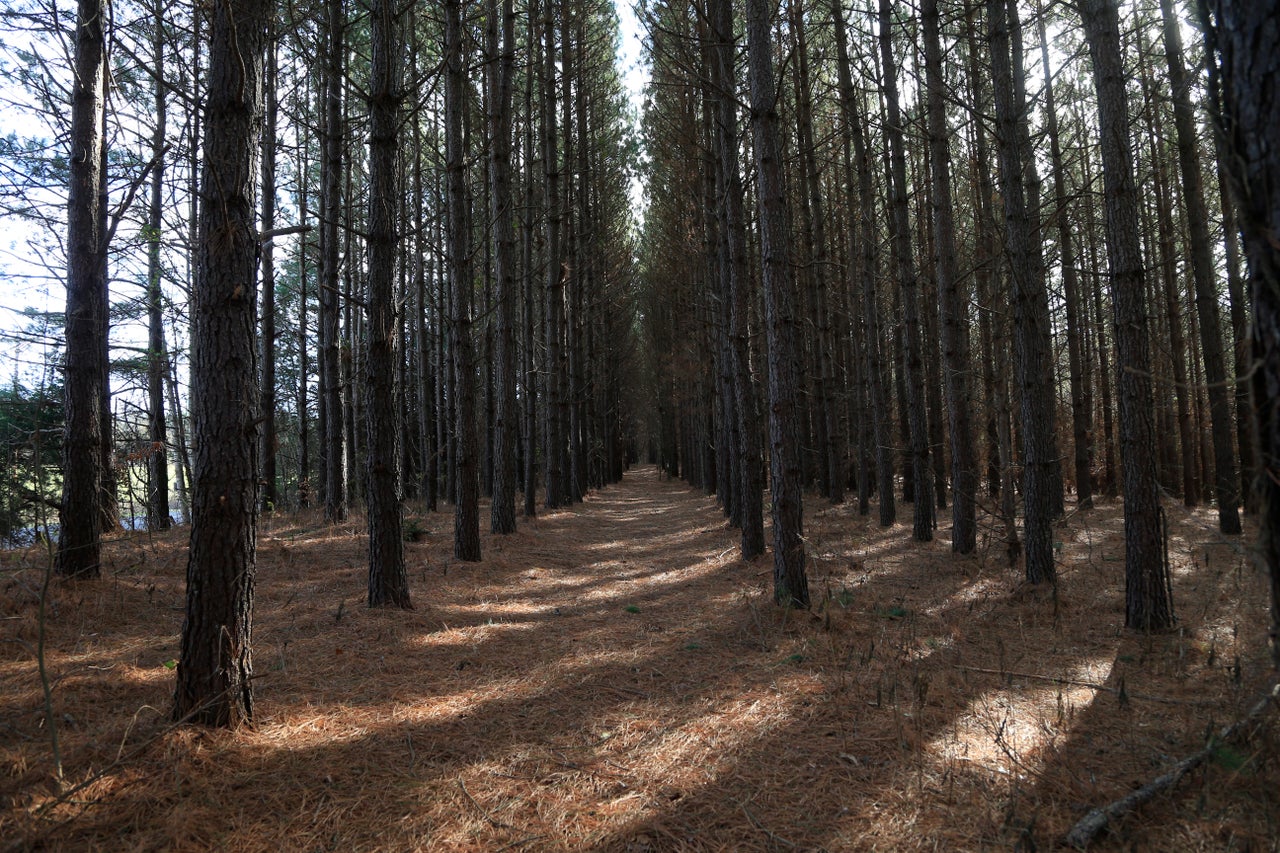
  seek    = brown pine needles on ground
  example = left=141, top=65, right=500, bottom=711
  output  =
left=2, top=466, right=1277, bottom=851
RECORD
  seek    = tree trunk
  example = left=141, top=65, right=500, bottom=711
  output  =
left=745, top=0, right=807, bottom=607
left=1078, top=0, right=1173, bottom=631
left=923, top=0, right=976, bottom=553
left=1159, top=0, right=1241, bottom=534
left=58, top=0, right=108, bottom=580
left=990, top=0, right=1054, bottom=584
left=1203, top=0, right=1280, bottom=663
left=1038, top=5, right=1093, bottom=509
left=710, top=0, right=764, bottom=559
left=320, top=0, right=347, bottom=522
left=259, top=30, right=278, bottom=514
left=880, top=0, right=933, bottom=541
left=489, top=0, right=518, bottom=534
left=145, top=3, right=171, bottom=532
left=446, top=0, right=481, bottom=561
left=173, top=0, right=271, bottom=727
left=365, top=0, right=410, bottom=607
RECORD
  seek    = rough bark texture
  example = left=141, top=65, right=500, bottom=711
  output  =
left=489, top=0, right=518, bottom=535
left=710, top=0, right=764, bottom=560
left=1079, top=0, right=1173, bottom=631
left=990, top=0, right=1055, bottom=584
left=1038, top=7, right=1092, bottom=509
left=173, top=0, right=271, bottom=727
left=57, top=0, right=107, bottom=580
left=145, top=5, right=170, bottom=533
left=366, top=0, right=410, bottom=608
left=1160, top=0, right=1241, bottom=534
left=880, top=0, right=934, bottom=542
left=923, top=0, right=976, bottom=553
left=745, top=0, right=807, bottom=608
left=447, top=0, right=481, bottom=561
left=259, top=35, right=278, bottom=514
left=320, top=0, right=347, bottom=522
left=1205, top=0, right=1280, bottom=662
left=830, top=0, right=893, bottom=528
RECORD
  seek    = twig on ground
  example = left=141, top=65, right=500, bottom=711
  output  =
left=458, top=778, right=512, bottom=829
left=1064, top=681, right=1280, bottom=849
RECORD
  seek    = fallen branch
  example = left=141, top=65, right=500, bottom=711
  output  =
left=1064, top=681, right=1280, bottom=849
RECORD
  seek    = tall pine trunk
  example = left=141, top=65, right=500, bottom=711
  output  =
left=745, top=0, right=807, bottom=607
left=58, top=0, right=108, bottom=579
left=366, top=0, right=411, bottom=606
left=1079, top=0, right=1173, bottom=631
left=173, top=0, right=271, bottom=727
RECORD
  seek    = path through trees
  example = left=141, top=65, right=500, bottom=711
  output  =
left=4, top=466, right=1275, bottom=848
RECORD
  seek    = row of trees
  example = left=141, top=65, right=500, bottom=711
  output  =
left=14, top=0, right=643, bottom=726
left=637, top=0, right=1277, bottom=636
left=8, top=0, right=1279, bottom=729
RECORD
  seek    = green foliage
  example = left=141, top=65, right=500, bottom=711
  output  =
left=624, top=604, right=641, bottom=613
left=0, top=381, right=63, bottom=542
left=403, top=517, right=427, bottom=542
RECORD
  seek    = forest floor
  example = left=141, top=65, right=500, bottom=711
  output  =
left=2, top=465, right=1278, bottom=851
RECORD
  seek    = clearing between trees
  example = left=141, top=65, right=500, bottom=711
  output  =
left=2, top=466, right=1277, bottom=850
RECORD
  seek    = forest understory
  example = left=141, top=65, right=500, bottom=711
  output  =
left=2, top=465, right=1277, bottom=851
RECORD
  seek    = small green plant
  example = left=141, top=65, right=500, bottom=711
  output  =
left=875, top=605, right=908, bottom=620
left=624, top=604, right=641, bottom=614
left=684, top=642, right=702, bottom=651
left=403, top=518, right=427, bottom=542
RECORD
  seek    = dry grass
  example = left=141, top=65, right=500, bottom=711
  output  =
left=1, top=466, right=1277, bottom=851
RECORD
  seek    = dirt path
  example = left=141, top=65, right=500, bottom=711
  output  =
left=2, top=466, right=1276, bottom=851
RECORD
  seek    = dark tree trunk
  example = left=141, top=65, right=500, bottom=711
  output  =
left=710, top=0, right=764, bottom=559
left=487, top=0, right=518, bottom=534
left=259, top=31, right=278, bottom=514
left=365, top=0, right=410, bottom=607
left=173, top=0, right=271, bottom=727
left=1203, top=0, right=1280, bottom=662
left=990, top=0, right=1055, bottom=584
left=923, top=0, right=976, bottom=553
left=145, top=4, right=171, bottom=533
left=745, top=0, right=807, bottom=607
left=1038, top=6, right=1093, bottom=509
left=1160, top=0, right=1241, bottom=534
left=58, top=0, right=107, bottom=580
left=320, top=0, right=347, bottom=522
left=880, top=0, right=933, bottom=542
left=1079, top=0, right=1173, bottom=631
left=446, top=0, right=481, bottom=561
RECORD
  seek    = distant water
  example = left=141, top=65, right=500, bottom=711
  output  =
left=3, top=514, right=186, bottom=549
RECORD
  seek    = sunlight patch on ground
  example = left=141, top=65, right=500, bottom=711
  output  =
left=923, top=656, right=1115, bottom=783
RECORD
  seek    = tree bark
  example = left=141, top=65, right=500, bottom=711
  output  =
left=365, top=0, right=410, bottom=607
left=1203, top=0, right=1280, bottom=662
left=1160, top=0, right=1241, bottom=534
left=57, top=0, right=108, bottom=580
left=990, top=0, right=1055, bottom=584
left=446, top=0, right=481, bottom=561
left=1078, top=0, right=1173, bottom=631
left=880, top=0, right=933, bottom=541
left=173, top=0, right=271, bottom=727
left=745, top=0, right=807, bottom=607
left=488, top=0, right=518, bottom=534
left=923, top=0, right=976, bottom=552
left=145, top=2, right=171, bottom=533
